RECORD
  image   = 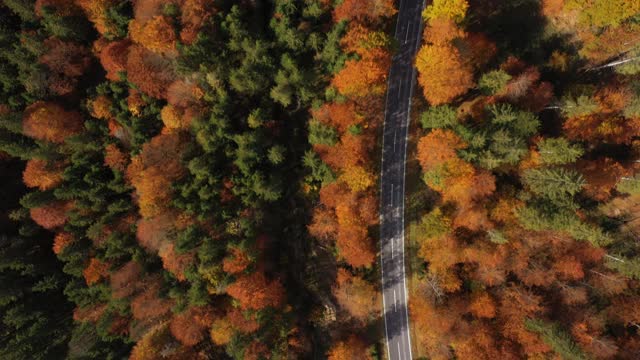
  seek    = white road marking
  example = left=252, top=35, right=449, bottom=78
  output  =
left=398, top=342, right=402, bottom=360
left=393, top=130, right=397, bottom=151
left=393, top=290, right=397, bottom=312
left=405, top=23, right=410, bottom=43
left=391, top=235, right=394, bottom=259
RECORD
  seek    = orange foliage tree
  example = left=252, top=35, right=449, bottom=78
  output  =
left=333, top=269, right=380, bottom=322
left=469, top=292, right=497, bottom=319
left=104, top=143, right=129, bottom=172
left=308, top=206, right=338, bottom=244
left=326, top=335, right=372, bottom=360
left=226, top=271, right=285, bottom=310
left=316, top=182, right=377, bottom=267
left=311, top=101, right=358, bottom=133
left=332, top=47, right=390, bottom=99
left=416, top=129, right=466, bottom=168
left=75, top=0, right=118, bottom=36
left=23, top=159, right=64, bottom=190
left=320, top=132, right=372, bottom=171
left=22, top=101, right=84, bottom=143
left=129, top=323, right=201, bottom=360
left=126, top=133, right=187, bottom=218
left=90, top=95, right=113, bottom=120
left=129, top=16, right=177, bottom=55
left=83, top=258, right=110, bottom=285
left=52, top=232, right=74, bottom=255
left=158, top=243, right=194, bottom=281
left=334, top=194, right=377, bottom=267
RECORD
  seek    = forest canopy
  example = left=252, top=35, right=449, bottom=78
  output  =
left=0, top=0, right=639, bottom=359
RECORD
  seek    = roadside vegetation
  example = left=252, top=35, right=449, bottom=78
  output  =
left=409, top=0, right=640, bottom=358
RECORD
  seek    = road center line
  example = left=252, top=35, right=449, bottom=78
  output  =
left=404, top=22, right=410, bottom=43
left=393, top=290, right=397, bottom=312
left=397, top=342, right=402, bottom=360
left=391, top=235, right=394, bottom=259
left=393, top=130, right=397, bottom=151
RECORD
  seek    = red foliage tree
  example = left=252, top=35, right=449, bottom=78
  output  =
left=98, top=40, right=131, bottom=81
left=126, top=45, right=176, bottom=99
left=110, top=261, right=142, bottom=299
left=40, top=37, right=91, bottom=77
left=30, top=201, right=70, bottom=230
left=130, top=277, right=173, bottom=320
left=35, top=0, right=79, bottom=17
left=244, top=341, right=270, bottom=360
left=227, top=307, right=260, bottom=334
left=333, top=0, right=396, bottom=24
left=169, top=306, right=215, bottom=346
left=73, top=303, right=108, bottom=323
left=222, top=246, right=252, bottom=275
left=23, top=101, right=84, bottom=143
left=226, top=271, right=285, bottom=310
left=136, top=213, right=175, bottom=252
left=180, top=0, right=213, bottom=44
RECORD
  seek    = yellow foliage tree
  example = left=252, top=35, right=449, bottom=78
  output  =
left=160, top=105, right=190, bottom=130
left=423, top=0, right=469, bottom=23
left=210, top=318, right=234, bottom=345
left=415, top=44, right=474, bottom=105
left=129, top=16, right=177, bottom=55
left=339, top=165, right=375, bottom=192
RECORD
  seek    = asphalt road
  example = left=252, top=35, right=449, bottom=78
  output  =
left=379, top=1, right=424, bottom=360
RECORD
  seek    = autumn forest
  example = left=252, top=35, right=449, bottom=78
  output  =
left=0, top=0, right=640, bottom=359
